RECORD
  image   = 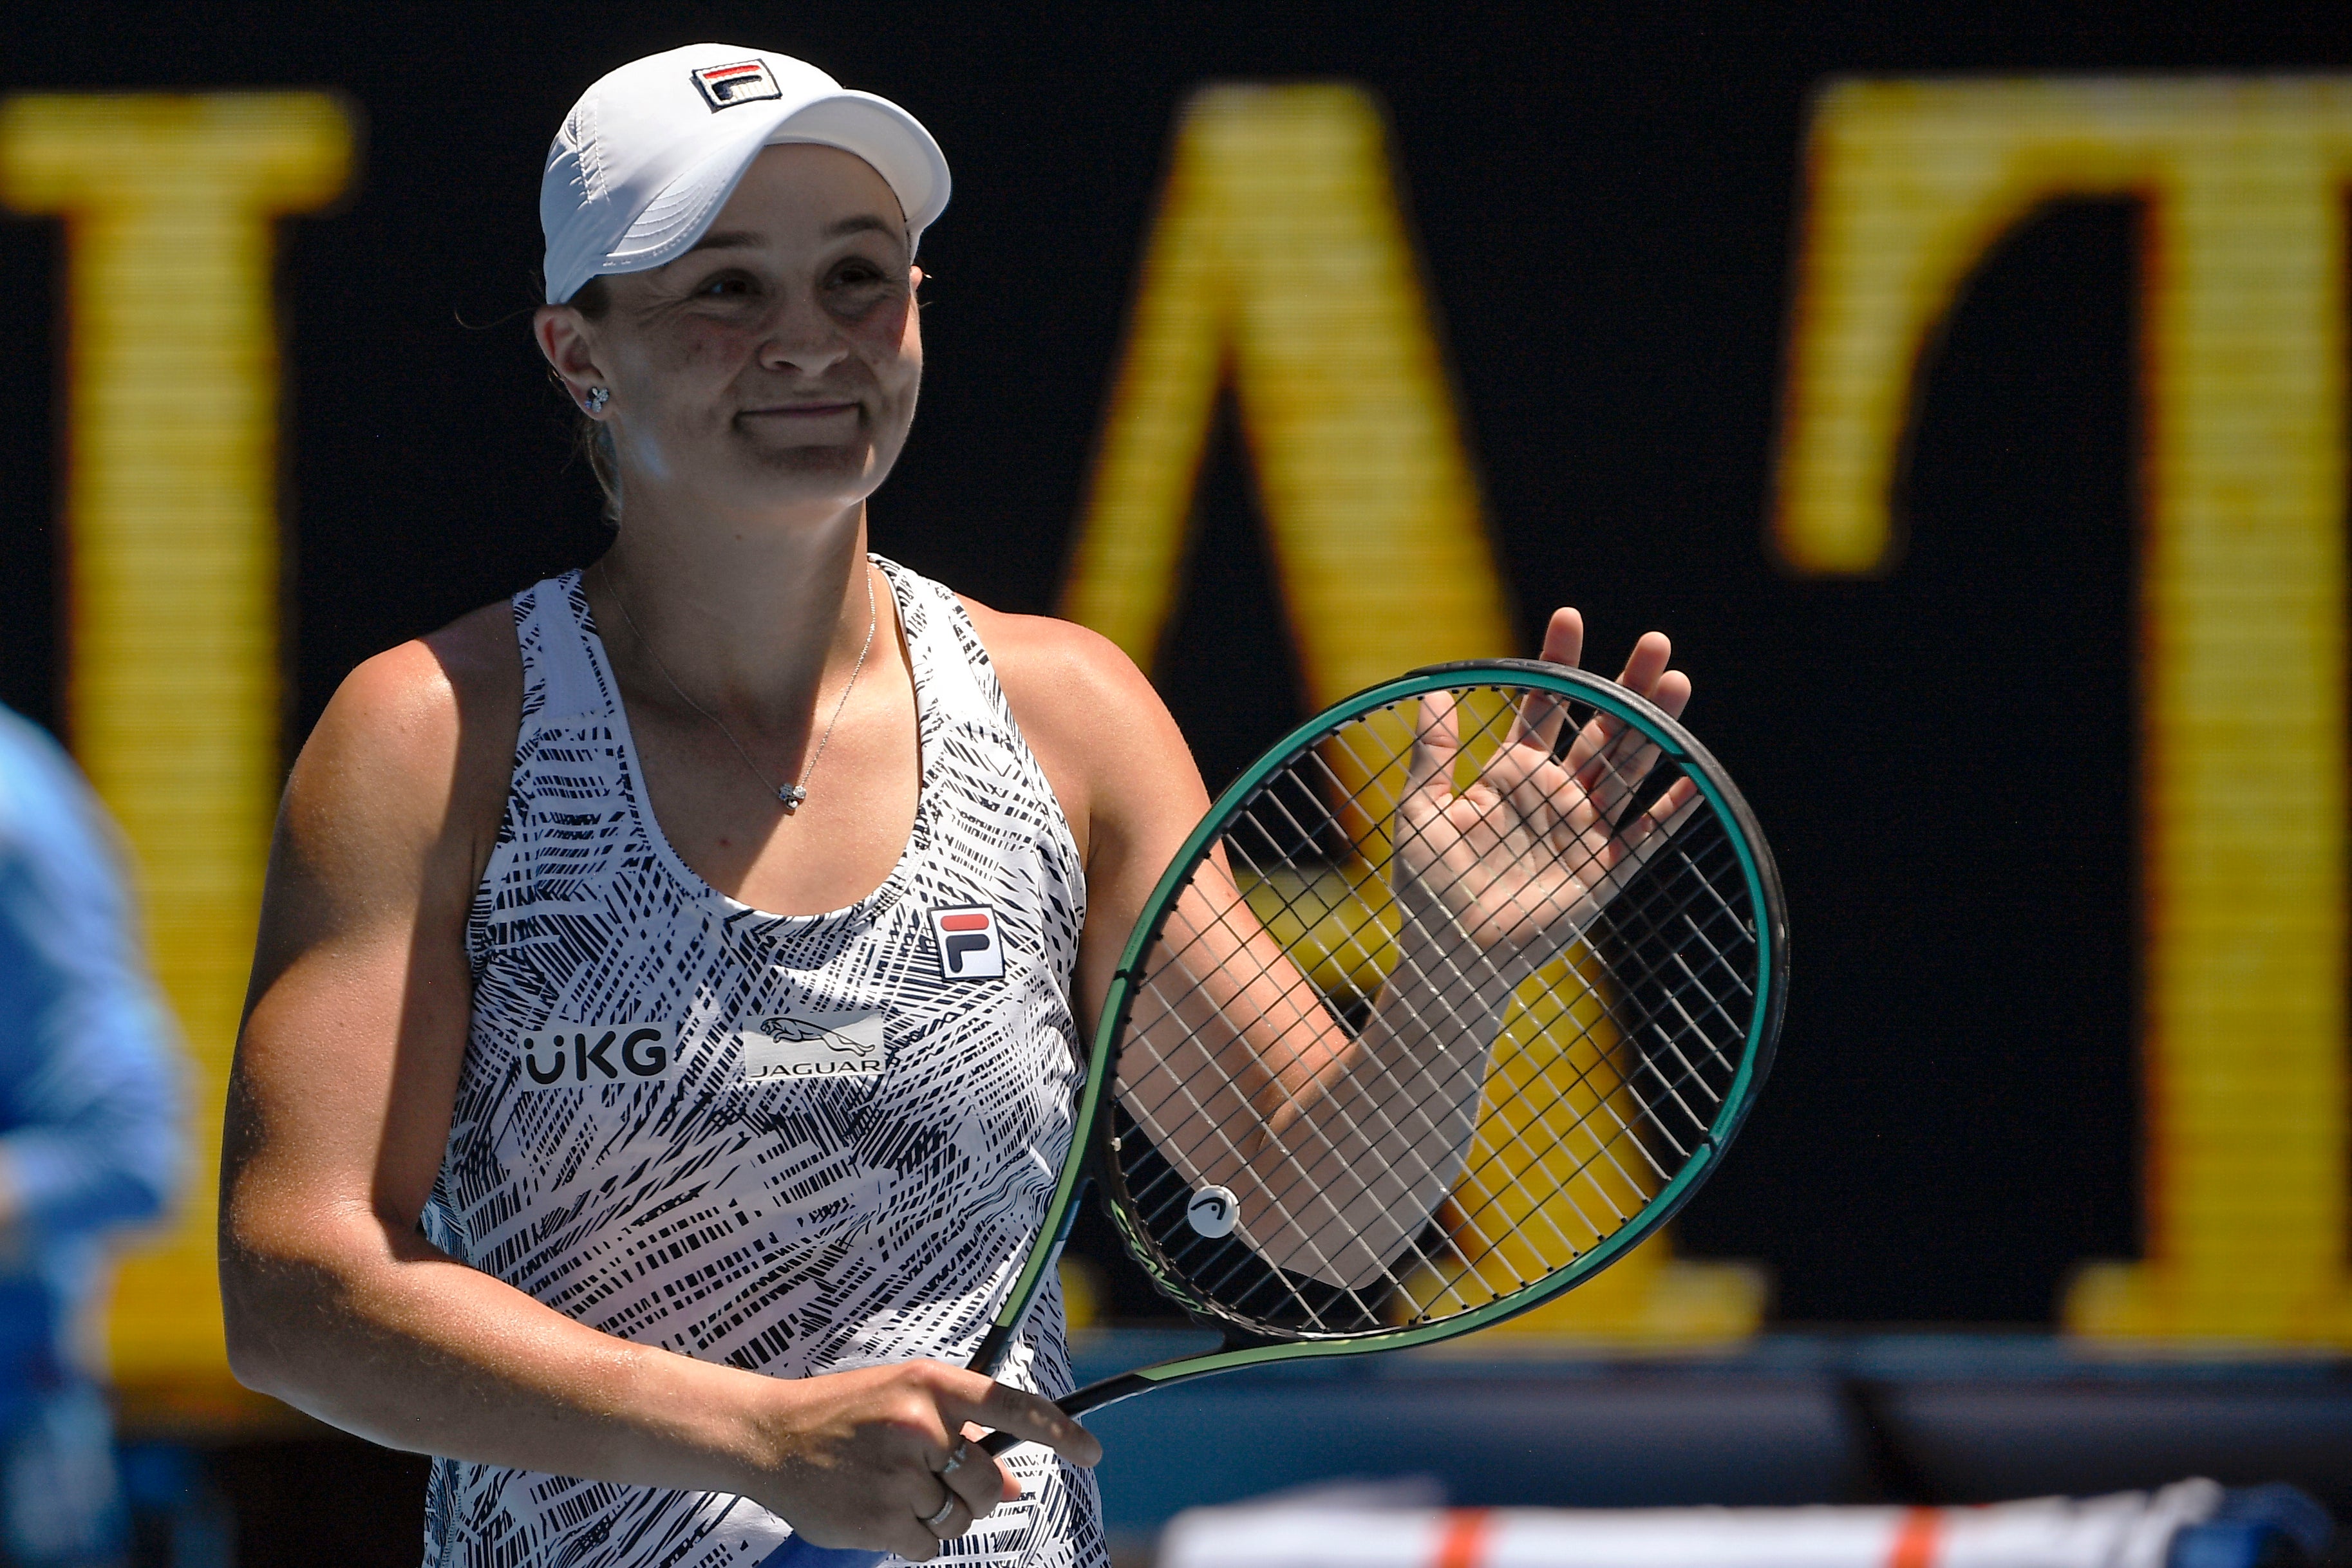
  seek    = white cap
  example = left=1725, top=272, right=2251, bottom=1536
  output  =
left=541, top=43, right=950, bottom=305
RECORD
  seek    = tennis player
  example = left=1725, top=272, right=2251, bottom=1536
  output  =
left=218, top=42, right=1693, bottom=1568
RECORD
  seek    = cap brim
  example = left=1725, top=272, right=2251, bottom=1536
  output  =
left=587, top=91, right=949, bottom=291
left=765, top=91, right=949, bottom=236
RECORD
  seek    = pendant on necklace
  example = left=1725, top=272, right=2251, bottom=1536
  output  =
left=779, top=783, right=808, bottom=815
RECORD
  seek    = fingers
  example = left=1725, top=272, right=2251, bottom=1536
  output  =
left=1540, top=606, right=1585, bottom=669
left=894, top=1377, right=1054, bottom=1557
left=1606, top=630, right=1695, bottom=715
left=1539, top=615, right=1689, bottom=714
left=913, top=1475, right=970, bottom=1550
left=1570, top=630, right=1691, bottom=816
left=1506, top=608, right=1586, bottom=752
left=1610, top=777, right=1702, bottom=866
left=937, top=1435, right=1004, bottom=1520
left=960, top=1421, right=1024, bottom=1504
left=961, top=1377, right=1104, bottom=1468
left=1647, top=669, right=1692, bottom=722
left=1404, top=689, right=1461, bottom=805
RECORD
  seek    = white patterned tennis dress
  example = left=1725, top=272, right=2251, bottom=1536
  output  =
left=420, top=559, right=1106, bottom=1568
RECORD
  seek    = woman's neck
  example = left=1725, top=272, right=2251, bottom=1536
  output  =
left=586, top=494, right=885, bottom=736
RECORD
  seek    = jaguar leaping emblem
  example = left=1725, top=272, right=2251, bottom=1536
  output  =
left=760, top=1016, right=861, bottom=1052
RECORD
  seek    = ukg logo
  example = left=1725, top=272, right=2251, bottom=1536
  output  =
left=520, top=1022, right=677, bottom=1088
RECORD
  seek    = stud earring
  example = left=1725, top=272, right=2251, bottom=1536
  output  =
left=585, top=386, right=610, bottom=414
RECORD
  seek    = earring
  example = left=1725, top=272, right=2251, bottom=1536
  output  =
left=585, top=386, right=610, bottom=414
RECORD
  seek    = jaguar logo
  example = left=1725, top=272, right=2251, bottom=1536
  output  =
left=760, top=1016, right=861, bottom=1053
left=740, top=1009, right=888, bottom=1082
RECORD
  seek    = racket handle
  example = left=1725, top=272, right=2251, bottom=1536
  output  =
left=757, top=1536, right=887, bottom=1568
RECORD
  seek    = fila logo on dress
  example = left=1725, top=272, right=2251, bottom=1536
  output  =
left=930, top=905, right=1004, bottom=980
left=691, top=60, right=782, bottom=110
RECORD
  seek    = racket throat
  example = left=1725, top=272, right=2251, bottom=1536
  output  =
left=978, top=1372, right=1158, bottom=1459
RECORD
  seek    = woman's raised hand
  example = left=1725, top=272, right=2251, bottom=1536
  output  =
left=1391, top=608, right=1699, bottom=976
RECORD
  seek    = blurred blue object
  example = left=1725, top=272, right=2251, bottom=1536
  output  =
left=118, top=1443, right=233, bottom=1568
left=2169, top=1484, right=2335, bottom=1568
left=0, top=707, right=183, bottom=1565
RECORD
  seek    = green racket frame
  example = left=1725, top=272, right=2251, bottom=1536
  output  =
left=966, top=658, right=1787, bottom=1410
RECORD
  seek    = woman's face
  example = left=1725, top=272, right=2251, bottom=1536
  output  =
left=548, top=143, right=924, bottom=523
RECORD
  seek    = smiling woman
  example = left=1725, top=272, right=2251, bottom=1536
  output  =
left=543, top=154, right=929, bottom=539
left=212, top=38, right=1700, bottom=1568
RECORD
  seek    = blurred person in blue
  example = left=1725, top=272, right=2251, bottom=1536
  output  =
left=0, top=707, right=182, bottom=1567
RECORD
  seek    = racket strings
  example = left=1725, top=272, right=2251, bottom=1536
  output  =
left=1110, top=683, right=1760, bottom=1336
left=1125, top=697, right=1715, bottom=1322
left=1169, top=834, right=1713, bottom=1305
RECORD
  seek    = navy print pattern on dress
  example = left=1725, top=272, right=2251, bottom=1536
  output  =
left=422, top=559, right=1104, bottom=1568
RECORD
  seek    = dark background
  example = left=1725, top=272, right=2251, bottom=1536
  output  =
left=1, top=2, right=2344, bottom=1336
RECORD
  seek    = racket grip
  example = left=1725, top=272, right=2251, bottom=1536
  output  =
left=757, top=1536, right=887, bottom=1568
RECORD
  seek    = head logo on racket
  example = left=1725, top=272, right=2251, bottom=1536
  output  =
left=1185, top=1186, right=1240, bottom=1238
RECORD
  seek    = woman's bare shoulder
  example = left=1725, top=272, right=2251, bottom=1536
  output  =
left=955, top=597, right=1161, bottom=733
left=954, top=596, right=1204, bottom=855
left=280, top=600, right=523, bottom=890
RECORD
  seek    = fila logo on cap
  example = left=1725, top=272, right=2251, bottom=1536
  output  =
left=929, top=905, right=1004, bottom=980
left=691, top=59, right=784, bottom=111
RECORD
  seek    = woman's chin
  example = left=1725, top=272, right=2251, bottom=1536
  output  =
left=725, top=440, right=898, bottom=512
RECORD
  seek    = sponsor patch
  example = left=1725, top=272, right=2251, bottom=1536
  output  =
left=929, top=904, right=1005, bottom=980
left=518, top=1022, right=678, bottom=1088
left=740, top=1010, right=887, bottom=1083
left=691, top=59, right=783, bottom=111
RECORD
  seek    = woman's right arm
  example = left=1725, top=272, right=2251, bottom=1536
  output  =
left=218, top=608, right=1093, bottom=1560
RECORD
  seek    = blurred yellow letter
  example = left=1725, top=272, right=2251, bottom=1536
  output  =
left=1066, top=85, right=1763, bottom=1341
left=0, top=93, right=352, bottom=1394
left=1776, top=79, right=2352, bottom=1343
left=1063, top=84, right=1510, bottom=698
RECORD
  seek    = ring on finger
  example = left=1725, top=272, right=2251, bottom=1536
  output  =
left=939, top=1439, right=974, bottom=1480
left=919, top=1492, right=959, bottom=1535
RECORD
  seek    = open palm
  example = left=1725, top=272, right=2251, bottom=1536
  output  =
left=1390, top=613, right=1698, bottom=977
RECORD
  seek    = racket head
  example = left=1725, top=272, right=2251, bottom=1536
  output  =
left=1082, top=658, right=1785, bottom=1354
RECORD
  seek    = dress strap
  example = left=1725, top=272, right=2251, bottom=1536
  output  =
left=877, top=556, right=993, bottom=727
left=511, top=570, right=617, bottom=725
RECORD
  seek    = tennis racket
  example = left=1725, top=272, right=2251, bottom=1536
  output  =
left=770, top=657, right=1785, bottom=1566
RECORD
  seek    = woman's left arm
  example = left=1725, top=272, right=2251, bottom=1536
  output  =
left=977, top=602, right=1691, bottom=1289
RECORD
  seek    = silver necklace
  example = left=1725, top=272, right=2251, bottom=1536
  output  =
left=603, top=560, right=878, bottom=816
